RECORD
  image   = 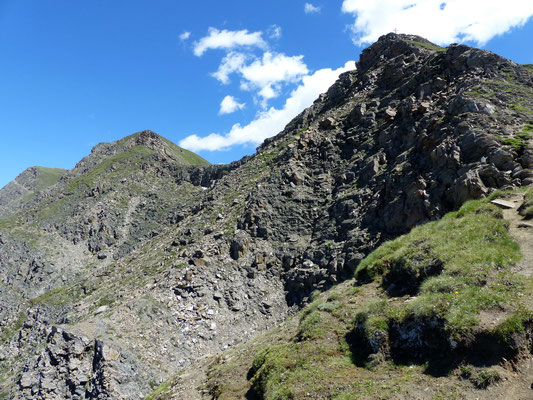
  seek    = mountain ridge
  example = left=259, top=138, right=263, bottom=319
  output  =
left=1, top=33, right=533, bottom=399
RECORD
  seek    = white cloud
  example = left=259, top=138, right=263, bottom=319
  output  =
left=305, top=3, right=321, bottom=14
left=193, top=28, right=266, bottom=56
left=211, top=52, right=248, bottom=84
left=219, top=95, right=245, bottom=115
left=268, top=25, right=282, bottom=39
left=179, top=31, right=191, bottom=41
left=212, top=51, right=309, bottom=103
left=258, top=85, right=277, bottom=101
left=240, top=52, right=309, bottom=90
left=179, top=61, right=356, bottom=152
left=341, top=0, right=533, bottom=45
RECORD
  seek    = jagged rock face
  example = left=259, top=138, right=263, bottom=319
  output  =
left=242, top=33, right=532, bottom=300
left=15, top=324, right=141, bottom=400
left=1, top=34, right=532, bottom=399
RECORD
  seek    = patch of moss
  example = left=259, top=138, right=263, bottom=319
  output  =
left=471, top=368, right=501, bottom=389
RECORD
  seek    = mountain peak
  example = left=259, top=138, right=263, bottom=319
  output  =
left=358, top=32, right=444, bottom=72
left=76, top=130, right=209, bottom=177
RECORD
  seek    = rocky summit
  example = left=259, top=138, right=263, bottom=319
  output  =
left=1, top=33, right=533, bottom=399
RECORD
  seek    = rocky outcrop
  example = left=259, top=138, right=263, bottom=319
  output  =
left=1, top=34, right=533, bottom=398
left=15, top=325, right=142, bottom=400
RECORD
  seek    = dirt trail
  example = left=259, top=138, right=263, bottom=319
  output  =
left=500, top=193, right=533, bottom=276
left=486, top=191, right=533, bottom=400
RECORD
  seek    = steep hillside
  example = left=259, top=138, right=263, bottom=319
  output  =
left=0, top=166, right=66, bottom=219
left=172, top=191, right=533, bottom=400
left=1, top=33, right=533, bottom=399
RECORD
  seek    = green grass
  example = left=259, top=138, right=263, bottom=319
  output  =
left=144, top=380, right=173, bottom=400
left=406, top=39, right=446, bottom=52
left=0, top=311, right=27, bottom=342
left=496, top=130, right=530, bottom=150
left=33, top=167, right=66, bottom=190
left=522, top=123, right=533, bottom=133
left=354, top=199, right=523, bottom=341
left=117, top=131, right=210, bottom=166
left=30, top=282, right=95, bottom=307
left=67, top=145, right=154, bottom=191
left=510, top=104, right=531, bottom=113
left=160, top=136, right=210, bottom=166
left=471, top=369, right=501, bottom=389
left=235, top=196, right=527, bottom=399
left=493, top=307, right=533, bottom=342
left=521, top=187, right=533, bottom=219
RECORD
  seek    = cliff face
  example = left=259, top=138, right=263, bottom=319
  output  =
left=1, top=33, right=532, bottom=399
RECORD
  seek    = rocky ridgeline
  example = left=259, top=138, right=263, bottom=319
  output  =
left=240, top=33, right=533, bottom=301
left=0, top=33, right=532, bottom=399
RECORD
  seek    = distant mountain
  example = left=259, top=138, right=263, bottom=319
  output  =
left=1, top=33, right=533, bottom=400
left=0, top=166, right=66, bottom=219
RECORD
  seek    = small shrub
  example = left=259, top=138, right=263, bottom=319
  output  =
left=471, top=369, right=500, bottom=388
left=460, top=365, right=473, bottom=379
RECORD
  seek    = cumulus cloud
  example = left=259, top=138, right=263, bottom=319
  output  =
left=305, top=3, right=321, bottom=14
left=341, top=0, right=533, bottom=45
left=211, top=52, right=248, bottom=84
left=179, top=61, right=356, bottom=152
left=219, top=95, right=245, bottom=115
left=240, top=52, right=309, bottom=100
left=193, top=28, right=266, bottom=56
left=179, top=31, right=191, bottom=41
left=212, top=51, right=309, bottom=103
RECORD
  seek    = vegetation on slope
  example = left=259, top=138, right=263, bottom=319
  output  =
left=117, top=131, right=210, bottom=166
left=354, top=198, right=522, bottom=340
left=519, top=186, right=533, bottom=218
left=186, top=192, right=533, bottom=400
left=32, top=167, right=66, bottom=191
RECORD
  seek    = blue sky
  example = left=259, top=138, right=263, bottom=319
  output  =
left=1, top=0, right=532, bottom=188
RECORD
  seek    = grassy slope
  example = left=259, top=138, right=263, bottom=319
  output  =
left=117, top=131, right=210, bottom=167
left=0, top=166, right=66, bottom=217
left=154, top=191, right=533, bottom=400
left=33, top=167, right=67, bottom=191
left=161, top=136, right=210, bottom=166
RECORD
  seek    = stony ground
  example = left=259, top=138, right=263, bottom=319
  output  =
left=158, top=188, right=533, bottom=400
